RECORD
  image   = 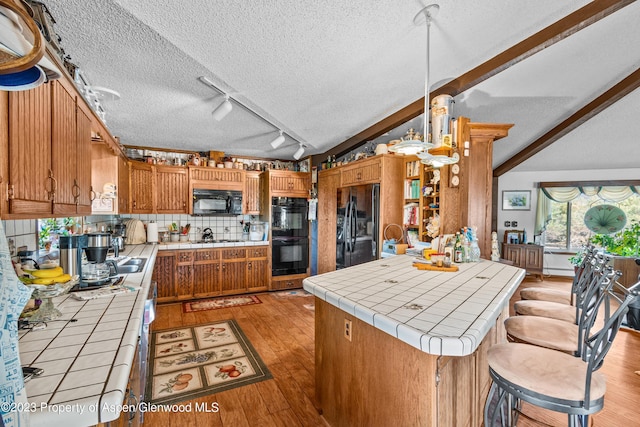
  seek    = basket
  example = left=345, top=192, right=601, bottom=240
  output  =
left=383, top=224, right=407, bottom=254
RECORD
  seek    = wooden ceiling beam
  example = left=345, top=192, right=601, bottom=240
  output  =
left=314, top=0, right=635, bottom=164
left=493, top=67, right=640, bottom=177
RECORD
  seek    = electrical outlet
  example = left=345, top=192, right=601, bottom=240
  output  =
left=504, top=221, right=511, bottom=227
left=344, top=319, right=352, bottom=342
left=512, top=221, right=518, bottom=227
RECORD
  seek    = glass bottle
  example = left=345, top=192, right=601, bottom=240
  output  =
left=454, top=232, right=463, bottom=263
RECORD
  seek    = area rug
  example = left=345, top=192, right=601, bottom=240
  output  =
left=183, top=295, right=261, bottom=313
left=146, top=319, right=271, bottom=405
left=272, top=290, right=312, bottom=298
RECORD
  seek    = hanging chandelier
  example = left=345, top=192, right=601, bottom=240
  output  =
left=389, top=4, right=458, bottom=168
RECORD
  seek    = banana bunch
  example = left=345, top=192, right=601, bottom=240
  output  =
left=30, top=267, right=72, bottom=285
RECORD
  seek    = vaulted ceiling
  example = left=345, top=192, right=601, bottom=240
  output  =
left=45, top=0, right=640, bottom=173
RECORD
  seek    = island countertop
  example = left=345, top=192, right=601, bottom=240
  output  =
left=303, top=255, right=525, bottom=356
left=18, top=243, right=158, bottom=427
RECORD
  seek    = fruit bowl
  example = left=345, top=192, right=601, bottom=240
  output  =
left=28, top=277, right=79, bottom=322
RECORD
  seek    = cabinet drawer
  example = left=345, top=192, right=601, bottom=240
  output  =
left=247, top=247, right=268, bottom=258
left=194, top=249, right=218, bottom=263
left=340, top=159, right=381, bottom=186
left=270, top=277, right=303, bottom=290
left=221, top=248, right=246, bottom=260
left=176, top=250, right=194, bottom=264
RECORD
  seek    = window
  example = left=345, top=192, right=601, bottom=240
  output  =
left=544, top=194, right=640, bottom=250
left=37, top=217, right=81, bottom=250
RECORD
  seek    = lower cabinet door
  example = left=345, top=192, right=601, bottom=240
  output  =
left=246, top=259, right=269, bottom=292
left=176, top=265, right=193, bottom=299
left=220, top=262, right=246, bottom=295
left=193, top=262, right=221, bottom=297
left=152, top=252, right=176, bottom=302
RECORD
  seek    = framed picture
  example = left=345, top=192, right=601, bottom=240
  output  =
left=502, top=190, right=531, bottom=211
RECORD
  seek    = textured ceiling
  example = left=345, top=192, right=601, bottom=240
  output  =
left=43, top=0, right=640, bottom=171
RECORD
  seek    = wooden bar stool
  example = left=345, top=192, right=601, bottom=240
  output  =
left=484, top=279, right=638, bottom=427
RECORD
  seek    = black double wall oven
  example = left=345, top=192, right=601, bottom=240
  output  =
left=271, top=197, right=309, bottom=276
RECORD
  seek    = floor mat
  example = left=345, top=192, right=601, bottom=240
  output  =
left=272, top=290, right=312, bottom=298
left=146, top=319, right=272, bottom=405
left=182, top=295, right=261, bottom=313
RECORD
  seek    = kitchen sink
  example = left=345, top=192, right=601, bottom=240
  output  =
left=117, top=257, right=147, bottom=274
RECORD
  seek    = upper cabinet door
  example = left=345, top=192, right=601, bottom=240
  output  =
left=7, top=84, right=53, bottom=216
left=269, top=170, right=310, bottom=197
left=155, top=165, right=188, bottom=213
left=75, top=105, right=93, bottom=214
left=130, top=162, right=154, bottom=213
left=51, top=81, right=77, bottom=215
left=244, top=171, right=261, bottom=215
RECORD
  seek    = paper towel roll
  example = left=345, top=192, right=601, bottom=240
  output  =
left=146, top=222, right=158, bottom=243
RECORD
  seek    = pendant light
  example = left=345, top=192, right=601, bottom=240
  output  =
left=390, top=4, right=458, bottom=168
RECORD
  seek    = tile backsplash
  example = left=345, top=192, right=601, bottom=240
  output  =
left=2, top=219, right=38, bottom=256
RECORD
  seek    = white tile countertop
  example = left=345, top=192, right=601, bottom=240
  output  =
left=157, top=240, right=269, bottom=250
left=303, top=255, right=526, bottom=356
left=18, top=243, right=158, bottom=427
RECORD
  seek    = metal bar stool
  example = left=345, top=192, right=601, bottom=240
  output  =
left=505, top=266, right=620, bottom=356
left=514, top=250, right=605, bottom=323
left=484, top=279, right=639, bottom=427
left=518, top=246, right=600, bottom=305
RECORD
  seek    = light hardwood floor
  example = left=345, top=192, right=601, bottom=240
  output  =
left=144, top=277, right=640, bottom=426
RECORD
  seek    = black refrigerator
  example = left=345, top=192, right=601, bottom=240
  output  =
left=336, top=184, right=380, bottom=269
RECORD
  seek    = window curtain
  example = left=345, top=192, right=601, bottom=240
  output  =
left=535, top=185, right=640, bottom=234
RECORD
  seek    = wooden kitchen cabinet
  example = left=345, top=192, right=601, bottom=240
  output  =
left=176, top=250, right=194, bottom=299
left=316, top=154, right=404, bottom=274
left=129, top=162, right=154, bottom=213
left=244, top=171, right=261, bottom=214
left=5, top=83, right=53, bottom=217
left=340, top=157, right=381, bottom=186
left=155, top=165, right=189, bottom=214
left=189, top=166, right=245, bottom=191
left=220, top=258, right=246, bottom=295
left=317, top=168, right=340, bottom=274
left=246, top=246, right=269, bottom=292
left=267, top=170, right=311, bottom=198
left=51, top=80, right=92, bottom=216
left=270, top=274, right=305, bottom=291
left=501, top=243, right=544, bottom=280
left=117, top=156, right=130, bottom=213
left=193, top=249, right=220, bottom=297
left=152, top=251, right=177, bottom=303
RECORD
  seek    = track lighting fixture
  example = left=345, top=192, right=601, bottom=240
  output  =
left=198, top=76, right=308, bottom=159
left=211, top=94, right=233, bottom=121
left=270, top=130, right=285, bottom=149
left=293, top=144, right=305, bottom=160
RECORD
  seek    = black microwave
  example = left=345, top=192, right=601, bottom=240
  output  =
left=192, top=189, right=242, bottom=216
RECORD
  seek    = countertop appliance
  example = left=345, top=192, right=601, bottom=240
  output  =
left=193, top=189, right=242, bottom=216
left=337, top=183, right=380, bottom=269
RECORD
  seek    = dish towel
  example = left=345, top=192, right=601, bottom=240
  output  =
left=0, top=222, right=33, bottom=427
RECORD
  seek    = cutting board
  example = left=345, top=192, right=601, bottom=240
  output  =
left=412, top=263, right=459, bottom=272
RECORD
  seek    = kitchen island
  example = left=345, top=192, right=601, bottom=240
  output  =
left=303, top=255, right=525, bottom=427
left=18, top=243, right=158, bottom=427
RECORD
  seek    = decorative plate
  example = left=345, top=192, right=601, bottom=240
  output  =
left=583, top=204, right=627, bottom=234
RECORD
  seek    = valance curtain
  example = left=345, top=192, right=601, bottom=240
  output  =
left=535, top=185, right=640, bottom=235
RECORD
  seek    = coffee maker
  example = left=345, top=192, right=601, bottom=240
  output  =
left=61, top=234, right=117, bottom=288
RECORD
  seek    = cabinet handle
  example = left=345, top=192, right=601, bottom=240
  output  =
left=247, top=262, right=252, bottom=270
left=6, top=184, right=14, bottom=200
left=183, top=201, right=186, bottom=209
left=133, top=200, right=137, bottom=209
left=356, top=172, right=362, bottom=181
left=46, top=169, right=56, bottom=200
left=222, top=264, right=226, bottom=271
left=72, top=179, right=81, bottom=204
left=216, top=264, right=220, bottom=271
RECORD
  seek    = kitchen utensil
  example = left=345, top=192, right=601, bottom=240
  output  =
left=202, top=228, right=214, bottom=243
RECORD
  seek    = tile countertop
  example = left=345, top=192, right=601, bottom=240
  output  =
left=303, top=255, right=526, bottom=357
left=18, top=243, right=158, bottom=427
left=157, top=240, right=269, bottom=250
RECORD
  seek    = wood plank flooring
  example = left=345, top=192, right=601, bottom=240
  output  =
left=144, top=277, right=640, bottom=426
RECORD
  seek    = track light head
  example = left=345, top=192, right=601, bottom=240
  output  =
left=293, top=144, right=305, bottom=160
left=212, top=95, right=232, bottom=121
left=270, top=130, right=285, bottom=149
